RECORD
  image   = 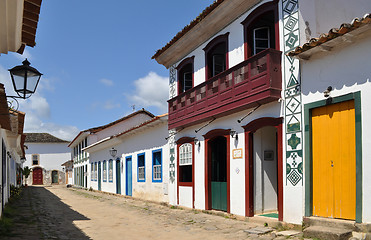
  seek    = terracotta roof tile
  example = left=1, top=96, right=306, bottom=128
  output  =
left=0, top=84, right=11, bottom=131
left=151, top=0, right=224, bottom=60
left=24, top=133, right=69, bottom=143
left=288, top=13, right=371, bottom=57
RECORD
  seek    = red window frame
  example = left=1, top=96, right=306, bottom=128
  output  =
left=203, top=32, right=230, bottom=80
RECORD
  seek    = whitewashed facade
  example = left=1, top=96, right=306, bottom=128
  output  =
left=0, top=89, right=26, bottom=217
left=69, top=109, right=155, bottom=190
left=85, top=114, right=169, bottom=203
left=153, top=0, right=371, bottom=224
left=24, top=133, right=70, bottom=185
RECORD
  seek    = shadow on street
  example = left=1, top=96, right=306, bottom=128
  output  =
left=2, top=186, right=91, bottom=240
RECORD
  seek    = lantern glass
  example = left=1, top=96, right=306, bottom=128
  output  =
left=9, top=59, right=42, bottom=99
left=109, top=148, right=117, bottom=158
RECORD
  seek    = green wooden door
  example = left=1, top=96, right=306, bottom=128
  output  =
left=52, top=171, right=58, bottom=184
left=210, top=136, right=227, bottom=211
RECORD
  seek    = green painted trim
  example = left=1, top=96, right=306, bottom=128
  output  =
left=303, top=91, right=362, bottom=222
left=354, top=92, right=362, bottom=223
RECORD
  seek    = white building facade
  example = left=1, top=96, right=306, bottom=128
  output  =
left=69, top=109, right=155, bottom=190
left=24, top=133, right=70, bottom=185
left=153, top=0, right=371, bottom=224
left=85, top=114, right=169, bottom=203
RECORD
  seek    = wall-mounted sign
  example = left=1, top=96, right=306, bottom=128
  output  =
left=233, top=149, right=243, bottom=159
left=264, top=150, right=274, bottom=161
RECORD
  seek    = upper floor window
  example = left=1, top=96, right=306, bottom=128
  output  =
left=203, top=32, right=229, bottom=80
left=176, top=56, right=194, bottom=95
left=242, top=2, right=278, bottom=59
left=32, top=154, right=39, bottom=165
left=253, top=27, right=270, bottom=54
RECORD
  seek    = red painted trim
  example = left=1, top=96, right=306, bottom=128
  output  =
left=176, top=137, right=195, bottom=208
left=203, top=129, right=231, bottom=212
left=244, top=130, right=254, bottom=217
left=167, top=49, right=282, bottom=130
left=276, top=122, right=283, bottom=221
left=203, top=32, right=230, bottom=80
left=176, top=56, right=195, bottom=95
left=241, top=1, right=279, bottom=60
left=243, top=117, right=283, bottom=219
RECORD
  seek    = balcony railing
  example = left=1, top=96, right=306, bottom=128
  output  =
left=168, top=48, right=282, bottom=130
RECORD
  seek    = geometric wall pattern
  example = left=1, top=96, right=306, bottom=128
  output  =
left=168, top=65, right=177, bottom=183
left=282, top=0, right=303, bottom=186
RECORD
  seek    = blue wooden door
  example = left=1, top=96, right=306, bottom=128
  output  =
left=116, top=160, right=121, bottom=194
left=126, top=157, right=132, bottom=196
left=98, top=161, right=101, bottom=191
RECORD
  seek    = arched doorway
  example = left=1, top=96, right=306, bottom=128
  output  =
left=33, top=167, right=43, bottom=185
left=52, top=170, right=58, bottom=184
left=204, top=129, right=230, bottom=212
left=243, top=117, right=283, bottom=220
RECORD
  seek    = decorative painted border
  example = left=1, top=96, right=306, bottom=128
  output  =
left=304, top=92, right=362, bottom=223
left=282, top=0, right=303, bottom=186
left=168, top=65, right=177, bottom=184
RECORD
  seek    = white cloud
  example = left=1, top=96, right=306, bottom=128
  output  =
left=100, top=78, right=114, bottom=87
left=128, top=72, right=168, bottom=113
left=23, top=114, right=79, bottom=141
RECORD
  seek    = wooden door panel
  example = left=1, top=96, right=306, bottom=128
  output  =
left=312, top=100, right=355, bottom=220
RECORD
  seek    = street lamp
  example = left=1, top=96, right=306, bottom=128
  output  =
left=8, top=59, right=42, bottom=99
left=109, top=147, right=117, bottom=159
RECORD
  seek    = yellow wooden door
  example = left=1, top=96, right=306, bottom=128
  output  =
left=312, top=100, right=356, bottom=220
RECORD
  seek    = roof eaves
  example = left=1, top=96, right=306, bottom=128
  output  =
left=288, top=13, right=371, bottom=58
left=151, top=0, right=224, bottom=60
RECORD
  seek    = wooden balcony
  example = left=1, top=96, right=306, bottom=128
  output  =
left=168, top=48, right=282, bottom=130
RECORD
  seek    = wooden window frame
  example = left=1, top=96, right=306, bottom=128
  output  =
left=152, top=149, right=162, bottom=183
left=137, top=153, right=145, bottom=182
left=241, top=0, right=279, bottom=60
left=176, top=137, right=195, bottom=208
left=32, top=154, right=39, bottom=165
left=203, top=32, right=230, bottom=80
left=176, top=56, right=195, bottom=95
left=103, top=160, right=107, bottom=182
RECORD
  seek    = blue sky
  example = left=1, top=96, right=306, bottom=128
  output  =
left=0, top=1, right=214, bottom=140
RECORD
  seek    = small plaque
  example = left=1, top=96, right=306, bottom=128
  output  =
left=233, top=149, right=243, bottom=159
left=264, top=150, right=274, bottom=161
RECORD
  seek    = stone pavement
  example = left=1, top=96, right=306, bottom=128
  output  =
left=1, top=185, right=312, bottom=240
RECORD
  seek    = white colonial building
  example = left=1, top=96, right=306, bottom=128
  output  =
left=152, top=0, right=371, bottom=229
left=84, top=113, right=169, bottom=202
left=24, top=133, right=70, bottom=185
left=69, top=109, right=155, bottom=189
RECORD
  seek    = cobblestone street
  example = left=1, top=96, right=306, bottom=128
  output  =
left=2, top=185, right=310, bottom=240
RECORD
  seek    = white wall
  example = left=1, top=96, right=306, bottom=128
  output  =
left=174, top=102, right=281, bottom=216
left=88, top=120, right=170, bottom=203
left=25, top=142, right=70, bottom=171
left=300, top=34, right=371, bottom=223
left=95, top=113, right=153, bottom=142
left=298, top=0, right=371, bottom=43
